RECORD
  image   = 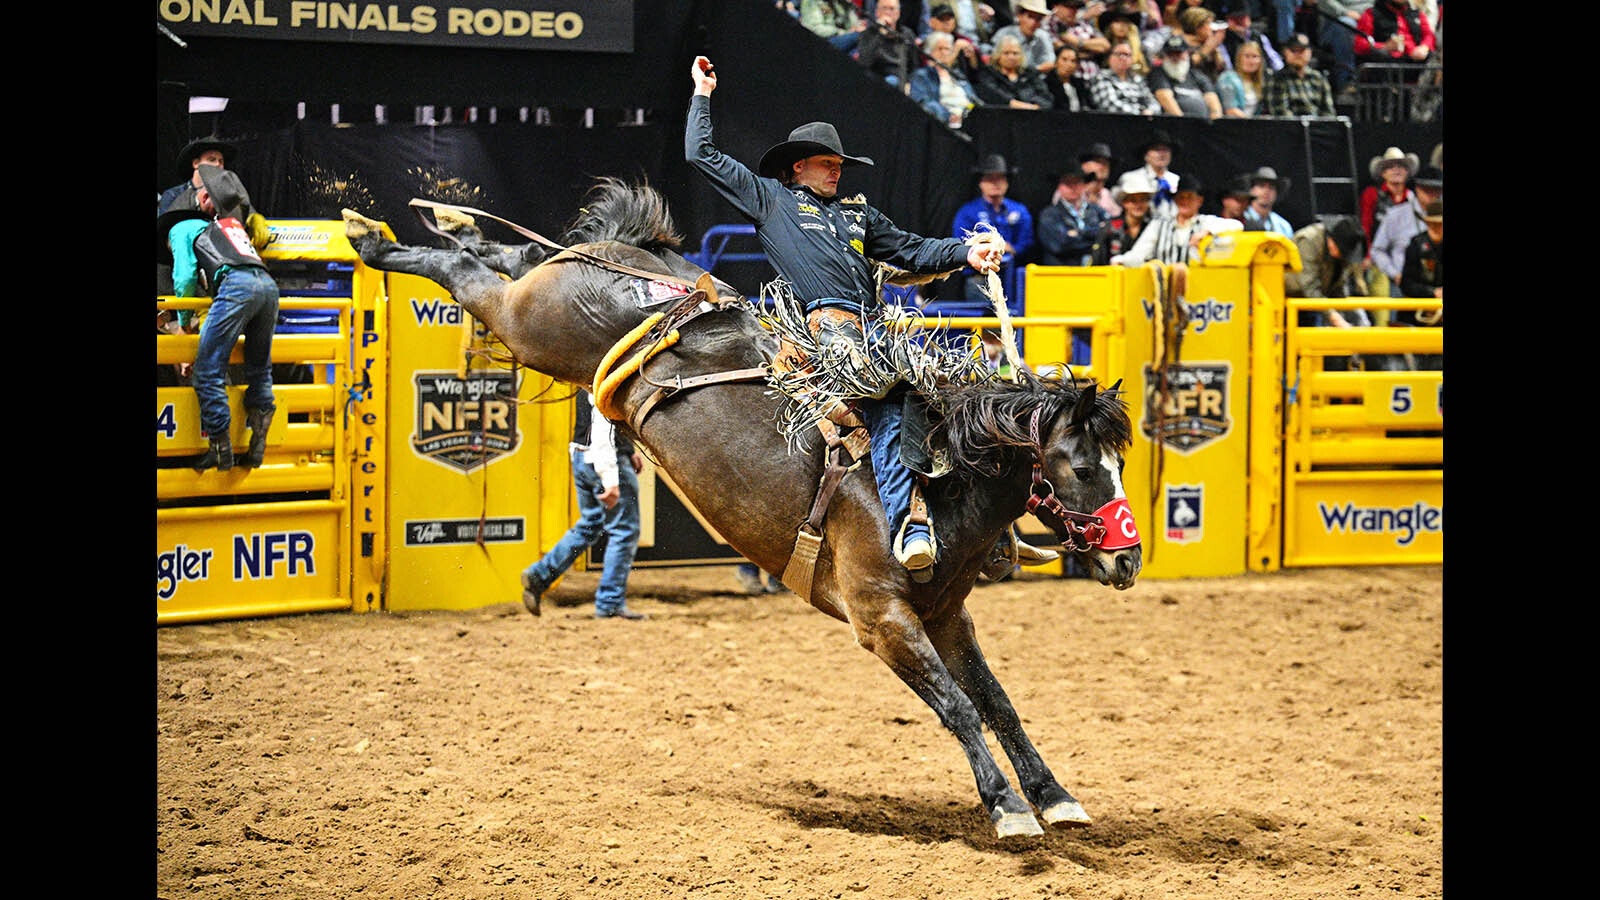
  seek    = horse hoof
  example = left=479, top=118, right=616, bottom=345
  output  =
left=1041, top=799, right=1092, bottom=827
left=910, top=566, right=934, bottom=584
left=341, top=208, right=383, bottom=239
left=993, top=809, right=1044, bottom=838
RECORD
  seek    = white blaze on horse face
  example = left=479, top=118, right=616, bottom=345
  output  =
left=1100, top=450, right=1128, bottom=500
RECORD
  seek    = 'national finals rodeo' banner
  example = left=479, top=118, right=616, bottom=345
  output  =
left=157, top=0, right=634, bottom=53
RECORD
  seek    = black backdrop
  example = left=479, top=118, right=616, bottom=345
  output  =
left=158, top=0, right=1442, bottom=284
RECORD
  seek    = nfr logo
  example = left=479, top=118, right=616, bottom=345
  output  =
left=235, top=531, right=316, bottom=580
left=1141, top=362, right=1232, bottom=453
left=412, top=370, right=521, bottom=471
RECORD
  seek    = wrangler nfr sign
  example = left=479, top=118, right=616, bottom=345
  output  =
left=156, top=0, right=634, bottom=52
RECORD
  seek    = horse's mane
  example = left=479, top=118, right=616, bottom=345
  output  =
left=560, top=177, right=684, bottom=253
left=940, top=371, right=1134, bottom=478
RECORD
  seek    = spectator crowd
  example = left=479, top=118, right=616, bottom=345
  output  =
left=785, top=0, right=1443, bottom=371
left=793, top=0, right=1440, bottom=123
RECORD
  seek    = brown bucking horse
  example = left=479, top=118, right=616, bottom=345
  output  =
left=341, top=177, right=1143, bottom=839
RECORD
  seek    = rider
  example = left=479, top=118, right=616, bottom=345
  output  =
left=685, top=56, right=1006, bottom=573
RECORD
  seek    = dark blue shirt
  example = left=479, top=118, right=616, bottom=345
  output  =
left=685, top=95, right=970, bottom=313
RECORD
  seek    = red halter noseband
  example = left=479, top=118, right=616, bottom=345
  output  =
left=1024, top=409, right=1141, bottom=553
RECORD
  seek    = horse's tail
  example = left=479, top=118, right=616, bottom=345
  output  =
left=561, top=176, right=685, bottom=254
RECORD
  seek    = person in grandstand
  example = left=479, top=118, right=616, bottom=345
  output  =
left=953, top=153, right=1034, bottom=301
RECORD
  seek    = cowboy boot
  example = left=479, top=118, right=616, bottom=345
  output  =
left=242, top=407, right=275, bottom=467
left=194, top=430, right=234, bottom=472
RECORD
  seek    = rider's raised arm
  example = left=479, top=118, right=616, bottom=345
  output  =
left=685, top=58, right=777, bottom=224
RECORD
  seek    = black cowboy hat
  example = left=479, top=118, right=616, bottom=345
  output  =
left=1173, top=173, right=1205, bottom=196
left=1244, top=165, right=1291, bottom=193
left=1222, top=175, right=1253, bottom=199
left=156, top=208, right=210, bottom=264
left=196, top=163, right=253, bottom=222
left=175, top=135, right=237, bottom=183
left=972, top=153, right=1016, bottom=176
left=1325, top=215, right=1366, bottom=260
left=1097, top=8, right=1143, bottom=32
left=1137, top=129, right=1181, bottom=156
left=1412, top=165, right=1444, bottom=189
left=1077, top=142, right=1114, bottom=165
left=757, top=122, right=875, bottom=179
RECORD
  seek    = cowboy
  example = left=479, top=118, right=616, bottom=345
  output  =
left=1121, top=129, right=1183, bottom=220
left=685, top=56, right=1007, bottom=574
left=953, top=154, right=1034, bottom=302
left=158, top=135, right=236, bottom=218
left=158, top=164, right=280, bottom=472
left=1240, top=165, right=1294, bottom=237
left=157, top=135, right=270, bottom=296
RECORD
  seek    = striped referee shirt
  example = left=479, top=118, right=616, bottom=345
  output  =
left=1111, top=214, right=1243, bottom=267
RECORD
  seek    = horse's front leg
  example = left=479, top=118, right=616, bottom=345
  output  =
left=926, top=609, right=1091, bottom=828
left=852, top=599, right=1044, bottom=838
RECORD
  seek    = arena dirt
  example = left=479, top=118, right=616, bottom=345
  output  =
left=156, top=563, right=1443, bottom=899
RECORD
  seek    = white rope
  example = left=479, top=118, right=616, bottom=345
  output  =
left=962, top=225, right=1023, bottom=381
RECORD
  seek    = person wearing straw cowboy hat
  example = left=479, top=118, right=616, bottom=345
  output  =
left=1360, top=145, right=1419, bottom=248
left=1240, top=165, right=1294, bottom=237
left=686, top=56, right=1016, bottom=575
left=158, top=164, right=280, bottom=473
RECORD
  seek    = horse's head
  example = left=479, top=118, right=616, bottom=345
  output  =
left=942, top=373, right=1143, bottom=590
left=1033, top=378, right=1142, bottom=590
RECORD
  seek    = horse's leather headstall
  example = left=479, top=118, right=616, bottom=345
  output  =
left=1024, top=407, right=1110, bottom=552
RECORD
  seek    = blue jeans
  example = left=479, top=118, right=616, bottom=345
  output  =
left=525, top=447, right=641, bottom=615
left=858, top=386, right=916, bottom=540
left=1319, top=17, right=1357, bottom=90
left=193, top=266, right=279, bottom=435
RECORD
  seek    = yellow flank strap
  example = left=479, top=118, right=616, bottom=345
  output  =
left=592, top=314, right=662, bottom=401
left=592, top=313, right=684, bottom=421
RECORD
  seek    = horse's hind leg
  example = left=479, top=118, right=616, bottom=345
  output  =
left=851, top=604, right=1044, bottom=838
left=927, top=610, right=1091, bottom=828
left=341, top=209, right=512, bottom=312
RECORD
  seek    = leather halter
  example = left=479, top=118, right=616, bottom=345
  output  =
left=1023, top=408, right=1110, bottom=553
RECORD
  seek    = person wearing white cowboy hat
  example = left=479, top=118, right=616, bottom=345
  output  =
left=990, top=0, right=1057, bottom=72
left=686, top=56, right=1042, bottom=576
left=1361, top=146, right=1421, bottom=247
left=1101, top=169, right=1156, bottom=265
left=157, top=164, right=280, bottom=473
left=1240, top=165, right=1294, bottom=237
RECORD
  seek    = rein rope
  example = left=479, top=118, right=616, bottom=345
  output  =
left=1024, top=408, right=1110, bottom=553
